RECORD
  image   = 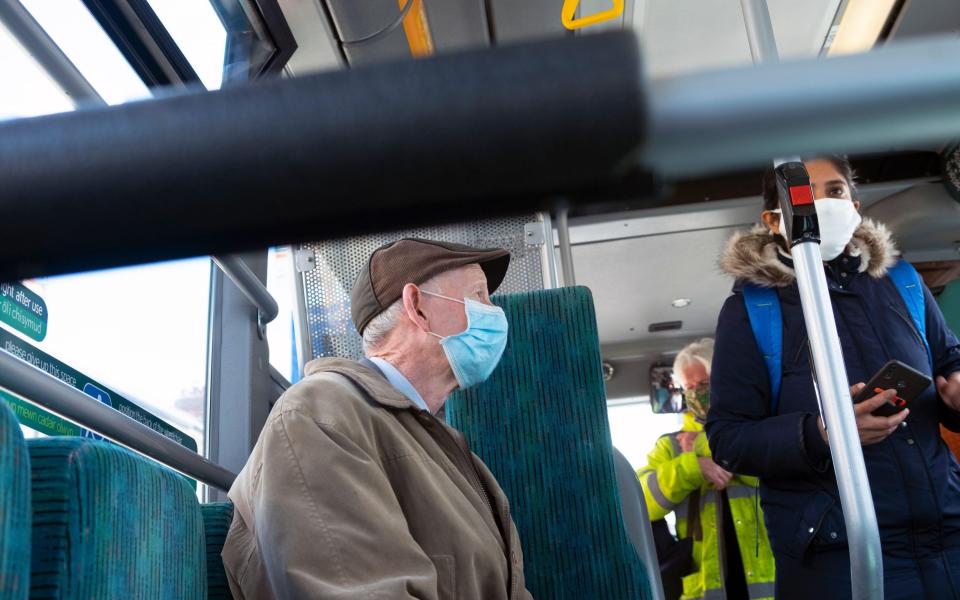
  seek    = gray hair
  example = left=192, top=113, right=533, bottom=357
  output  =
left=362, top=300, right=405, bottom=354
left=361, top=272, right=445, bottom=355
left=672, top=338, right=714, bottom=387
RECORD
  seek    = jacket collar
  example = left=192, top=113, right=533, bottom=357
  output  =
left=681, top=411, right=704, bottom=433
left=720, top=217, right=899, bottom=288
left=303, top=357, right=417, bottom=410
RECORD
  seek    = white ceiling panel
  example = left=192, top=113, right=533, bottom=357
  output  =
left=571, top=224, right=744, bottom=345
left=639, top=0, right=841, bottom=77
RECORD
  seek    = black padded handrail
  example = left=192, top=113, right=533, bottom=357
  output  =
left=0, top=31, right=645, bottom=281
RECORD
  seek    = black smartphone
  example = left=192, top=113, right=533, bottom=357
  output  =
left=852, top=360, right=932, bottom=417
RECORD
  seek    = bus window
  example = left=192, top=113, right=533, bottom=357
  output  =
left=3, top=259, right=211, bottom=455
left=0, top=20, right=74, bottom=120
left=17, top=0, right=150, bottom=105
left=142, top=0, right=227, bottom=90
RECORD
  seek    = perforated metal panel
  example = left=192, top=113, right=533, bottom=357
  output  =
left=300, top=216, right=549, bottom=361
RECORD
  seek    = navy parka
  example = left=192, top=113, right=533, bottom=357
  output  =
left=706, top=220, right=960, bottom=599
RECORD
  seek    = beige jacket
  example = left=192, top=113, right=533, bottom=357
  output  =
left=222, top=357, right=533, bottom=600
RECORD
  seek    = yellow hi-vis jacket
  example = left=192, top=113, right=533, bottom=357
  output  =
left=637, top=413, right=775, bottom=600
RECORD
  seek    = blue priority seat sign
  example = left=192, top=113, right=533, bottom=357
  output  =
left=0, top=328, right=197, bottom=452
left=80, top=383, right=113, bottom=440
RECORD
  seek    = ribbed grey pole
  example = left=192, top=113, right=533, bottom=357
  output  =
left=213, top=255, right=279, bottom=324
left=739, top=0, right=780, bottom=64
left=0, top=0, right=105, bottom=106
left=556, top=207, right=576, bottom=286
left=793, top=242, right=884, bottom=600
left=0, top=350, right=237, bottom=491
left=539, top=212, right=561, bottom=288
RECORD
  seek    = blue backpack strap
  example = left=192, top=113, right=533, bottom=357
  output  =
left=742, top=284, right=783, bottom=414
left=888, top=259, right=932, bottom=368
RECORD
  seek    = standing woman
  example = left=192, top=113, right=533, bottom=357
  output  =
left=706, top=155, right=960, bottom=599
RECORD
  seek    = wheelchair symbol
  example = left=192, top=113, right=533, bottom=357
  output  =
left=80, top=383, right=112, bottom=441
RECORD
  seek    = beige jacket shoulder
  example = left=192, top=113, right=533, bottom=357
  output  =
left=222, top=358, right=532, bottom=600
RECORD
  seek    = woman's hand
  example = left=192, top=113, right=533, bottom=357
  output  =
left=937, top=373, right=960, bottom=412
left=818, top=383, right=909, bottom=446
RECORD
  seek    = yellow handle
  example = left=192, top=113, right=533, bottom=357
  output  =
left=561, top=0, right=625, bottom=30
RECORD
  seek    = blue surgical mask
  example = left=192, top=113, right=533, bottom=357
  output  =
left=422, top=291, right=508, bottom=389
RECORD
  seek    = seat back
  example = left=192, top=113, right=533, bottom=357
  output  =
left=612, top=448, right=665, bottom=600
left=201, top=502, right=234, bottom=600
left=0, top=402, right=30, bottom=599
left=28, top=438, right=206, bottom=599
left=446, top=287, right=652, bottom=599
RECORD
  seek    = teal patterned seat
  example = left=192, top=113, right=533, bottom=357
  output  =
left=0, top=402, right=30, bottom=600
left=446, top=287, right=653, bottom=600
left=27, top=438, right=206, bottom=599
left=201, top=502, right=234, bottom=600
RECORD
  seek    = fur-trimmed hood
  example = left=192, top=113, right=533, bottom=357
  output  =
left=720, top=217, right=899, bottom=288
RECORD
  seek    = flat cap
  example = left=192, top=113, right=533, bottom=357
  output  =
left=351, top=238, right=510, bottom=335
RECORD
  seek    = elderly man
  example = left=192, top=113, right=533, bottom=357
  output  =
left=222, top=238, right=533, bottom=600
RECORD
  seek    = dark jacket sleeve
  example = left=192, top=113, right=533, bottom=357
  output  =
left=706, top=292, right=831, bottom=480
left=923, top=283, right=960, bottom=431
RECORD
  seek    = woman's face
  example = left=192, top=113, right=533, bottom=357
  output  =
left=761, top=159, right=861, bottom=236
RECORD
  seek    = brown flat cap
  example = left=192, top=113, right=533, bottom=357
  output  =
left=351, top=238, right=510, bottom=335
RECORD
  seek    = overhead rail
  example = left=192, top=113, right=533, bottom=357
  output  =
left=0, top=0, right=106, bottom=106
left=212, top=254, right=279, bottom=334
left=0, top=350, right=237, bottom=491
left=3, top=33, right=960, bottom=279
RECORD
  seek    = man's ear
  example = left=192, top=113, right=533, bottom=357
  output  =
left=401, top=283, right=430, bottom=333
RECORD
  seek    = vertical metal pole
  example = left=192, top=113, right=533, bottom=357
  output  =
left=793, top=244, right=883, bottom=600
left=742, top=4, right=883, bottom=598
left=290, top=247, right=314, bottom=377
left=556, top=206, right=576, bottom=286
left=538, top=212, right=561, bottom=289
left=739, top=0, right=780, bottom=64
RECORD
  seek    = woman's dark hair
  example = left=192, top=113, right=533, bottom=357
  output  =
left=761, top=154, right=858, bottom=211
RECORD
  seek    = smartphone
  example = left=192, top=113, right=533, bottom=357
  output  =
left=852, top=360, right=932, bottom=417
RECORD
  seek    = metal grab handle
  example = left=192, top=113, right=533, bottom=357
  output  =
left=213, top=255, right=279, bottom=337
left=561, top=0, right=624, bottom=30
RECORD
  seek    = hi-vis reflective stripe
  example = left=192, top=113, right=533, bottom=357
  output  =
left=675, top=497, right=690, bottom=521
left=748, top=581, right=776, bottom=599
left=700, top=489, right=717, bottom=511
left=726, top=484, right=758, bottom=501
left=644, top=471, right=677, bottom=510
left=669, top=434, right=682, bottom=456
left=698, top=580, right=775, bottom=600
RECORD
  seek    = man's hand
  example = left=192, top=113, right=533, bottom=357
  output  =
left=697, top=457, right=733, bottom=490
left=937, top=372, right=960, bottom=412
left=677, top=431, right=698, bottom=453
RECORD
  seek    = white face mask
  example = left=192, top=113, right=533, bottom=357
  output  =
left=776, top=198, right=861, bottom=261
